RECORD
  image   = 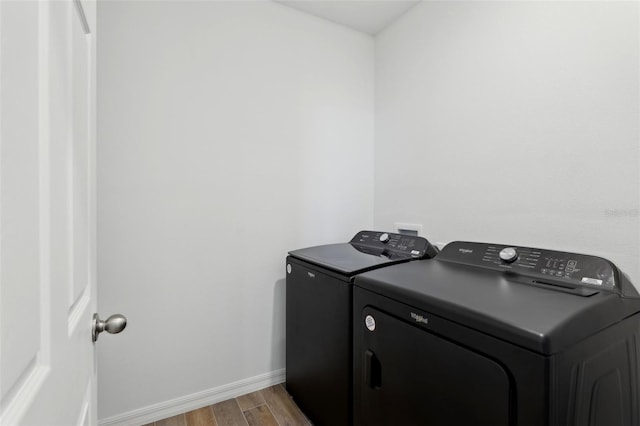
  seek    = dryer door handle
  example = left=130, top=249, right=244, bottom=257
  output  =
left=364, top=350, right=382, bottom=389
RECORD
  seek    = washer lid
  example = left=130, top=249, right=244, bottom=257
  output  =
left=289, top=243, right=405, bottom=276
left=354, top=241, right=640, bottom=355
left=288, top=230, right=438, bottom=276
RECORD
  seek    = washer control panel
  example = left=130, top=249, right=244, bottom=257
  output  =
left=439, top=241, right=618, bottom=290
left=350, top=230, right=438, bottom=259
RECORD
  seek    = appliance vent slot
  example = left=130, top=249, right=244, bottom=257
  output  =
left=530, top=280, right=599, bottom=297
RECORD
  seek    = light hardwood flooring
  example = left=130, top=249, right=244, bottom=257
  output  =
left=146, top=384, right=311, bottom=426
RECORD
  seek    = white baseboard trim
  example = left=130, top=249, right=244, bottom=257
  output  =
left=98, top=369, right=286, bottom=426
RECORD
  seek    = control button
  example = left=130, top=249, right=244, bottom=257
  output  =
left=499, top=247, right=518, bottom=263
left=379, top=233, right=390, bottom=243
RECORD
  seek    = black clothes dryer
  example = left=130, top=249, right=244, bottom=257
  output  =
left=353, top=241, right=640, bottom=426
left=286, top=230, right=438, bottom=426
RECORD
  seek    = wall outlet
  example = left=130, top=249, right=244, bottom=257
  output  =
left=394, top=222, right=423, bottom=236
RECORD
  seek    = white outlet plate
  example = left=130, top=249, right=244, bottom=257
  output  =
left=393, top=222, right=423, bottom=236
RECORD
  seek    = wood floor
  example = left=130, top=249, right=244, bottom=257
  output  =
left=146, top=384, right=311, bottom=426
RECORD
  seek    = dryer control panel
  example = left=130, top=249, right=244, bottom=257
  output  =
left=350, top=231, right=438, bottom=260
left=438, top=241, right=620, bottom=292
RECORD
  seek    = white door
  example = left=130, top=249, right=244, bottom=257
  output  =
left=1, top=0, right=100, bottom=424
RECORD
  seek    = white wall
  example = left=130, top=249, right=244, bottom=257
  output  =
left=375, top=1, right=640, bottom=286
left=97, top=1, right=373, bottom=421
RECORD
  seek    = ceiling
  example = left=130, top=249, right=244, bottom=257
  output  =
left=274, top=0, right=421, bottom=35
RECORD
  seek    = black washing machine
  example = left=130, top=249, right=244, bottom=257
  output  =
left=286, top=230, right=438, bottom=426
left=353, top=241, right=640, bottom=426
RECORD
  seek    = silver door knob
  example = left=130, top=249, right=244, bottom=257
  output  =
left=92, top=313, right=127, bottom=342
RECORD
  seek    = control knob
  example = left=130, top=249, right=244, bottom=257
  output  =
left=499, top=247, right=518, bottom=263
left=379, top=233, right=390, bottom=243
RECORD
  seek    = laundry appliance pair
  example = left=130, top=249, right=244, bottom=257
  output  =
left=286, top=231, right=640, bottom=426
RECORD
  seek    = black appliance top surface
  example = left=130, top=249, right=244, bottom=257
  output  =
left=288, top=230, right=438, bottom=276
left=355, top=241, right=640, bottom=354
